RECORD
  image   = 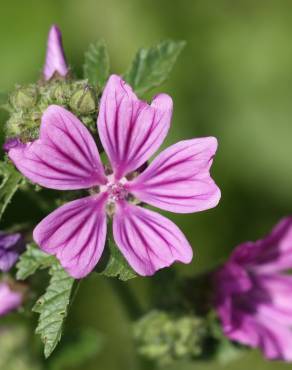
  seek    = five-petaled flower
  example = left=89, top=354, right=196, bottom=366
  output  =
left=0, top=231, right=25, bottom=272
left=43, top=24, right=69, bottom=81
left=214, top=217, right=292, bottom=361
left=8, top=75, right=220, bottom=279
left=0, top=282, right=23, bottom=316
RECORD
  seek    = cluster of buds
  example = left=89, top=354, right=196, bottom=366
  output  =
left=133, top=310, right=207, bottom=366
left=4, top=26, right=99, bottom=143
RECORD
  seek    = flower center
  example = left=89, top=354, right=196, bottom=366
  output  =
left=99, top=175, right=129, bottom=203
left=107, top=181, right=128, bottom=202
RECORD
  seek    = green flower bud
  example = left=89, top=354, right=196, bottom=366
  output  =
left=52, top=82, right=72, bottom=105
left=10, top=85, right=38, bottom=111
left=69, top=86, right=96, bottom=115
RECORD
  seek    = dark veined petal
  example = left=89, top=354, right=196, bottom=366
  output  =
left=9, top=105, right=107, bottom=190
left=33, top=194, right=108, bottom=279
left=113, top=201, right=193, bottom=276
left=97, top=74, right=172, bottom=180
left=127, top=137, right=220, bottom=213
left=228, top=313, right=292, bottom=361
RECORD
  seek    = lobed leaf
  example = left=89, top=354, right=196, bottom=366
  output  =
left=124, top=40, right=186, bottom=96
left=16, top=243, right=55, bottom=280
left=33, top=263, right=75, bottom=358
left=0, top=161, right=23, bottom=222
left=83, top=40, right=110, bottom=88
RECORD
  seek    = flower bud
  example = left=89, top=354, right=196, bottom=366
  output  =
left=43, top=25, right=69, bottom=81
left=69, top=86, right=96, bottom=115
left=10, top=86, right=38, bottom=111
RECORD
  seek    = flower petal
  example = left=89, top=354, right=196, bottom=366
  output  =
left=113, top=201, right=193, bottom=276
left=0, top=232, right=25, bottom=272
left=127, top=138, right=221, bottom=213
left=9, top=105, right=107, bottom=190
left=0, top=283, right=23, bottom=316
left=253, top=274, right=292, bottom=324
left=232, top=217, right=292, bottom=273
left=43, top=25, right=69, bottom=80
left=228, top=314, right=292, bottom=361
left=33, top=194, right=108, bottom=279
left=97, top=74, right=172, bottom=179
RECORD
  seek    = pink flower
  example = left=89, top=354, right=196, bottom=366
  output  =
left=8, top=75, right=220, bottom=279
left=0, top=231, right=25, bottom=272
left=0, top=282, right=23, bottom=316
left=43, top=25, right=69, bottom=81
left=214, top=217, right=292, bottom=361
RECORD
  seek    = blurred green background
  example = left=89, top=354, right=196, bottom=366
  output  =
left=1, top=0, right=292, bottom=369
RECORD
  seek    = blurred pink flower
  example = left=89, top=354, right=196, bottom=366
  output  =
left=0, top=282, right=22, bottom=316
left=214, top=217, right=292, bottom=361
left=8, top=75, right=220, bottom=279
left=0, top=231, right=25, bottom=272
left=43, top=25, right=68, bottom=80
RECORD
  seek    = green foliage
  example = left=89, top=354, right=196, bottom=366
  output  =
left=0, top=91, right=7, bottom=107
left=0, top=325, right=41, bottom=370
left=96, top=237, right=136, bottom=281
left=83, top=40, right=110, bottom=88
left=32, top=263, right=75, bottom=358
left=16, top=243, right=55, bottom=280
left=124, top=40, right=186, bottom=96
left=0, top=161, right=23, bottom=222
left=49, top=329, right=104, bottom=370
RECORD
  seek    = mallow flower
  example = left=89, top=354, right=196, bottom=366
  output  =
left=214, top=217, right=292, bottom=361
left=7, top=75, right=220, bottom=279
left=43, top=24, right=69, bottom=80
left=0, top=282, right=23, bottom=316
left=0, top=232, right=25, bottom=272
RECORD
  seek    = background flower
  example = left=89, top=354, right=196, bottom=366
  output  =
left=0, top=232, right=25, bottom=272
left=0, top=282, right=23, bottom=316
left=214, top=218, right=292, bottom=361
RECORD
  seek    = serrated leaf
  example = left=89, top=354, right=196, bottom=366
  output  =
left=124, top=40, right=186, bottom=96
left=0, top=161, right=23, bottom=222
left=16, top=243, right=55, bottom=280
left=83, top=40, right=110, bottom=88
left=33, top=263, right=75, bottom=358
left=49, top=329, right=104, bottom=370
left=96, top=238, right=136, bottom=281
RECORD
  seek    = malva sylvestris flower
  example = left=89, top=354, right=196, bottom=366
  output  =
left=43, top=24, right=69, bottom=81
left=214, top=217, right=292, bottom=361
left=8, top=75, right=220, bottom=279
left=0, top=282, right=23, bottom=316
left=0, top=232, right=25, bottom=272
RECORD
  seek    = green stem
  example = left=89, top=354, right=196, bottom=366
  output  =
left=108, top=278, right=142, bottom=320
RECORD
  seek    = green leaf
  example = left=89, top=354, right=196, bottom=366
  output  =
left=33, top=263, right=75, bottom=358
left=96, top=238, right=136, bottom=281
left=0, top=161, right=23, bottom=222
left=16, top=243, right=55, bottom=280
left=124, top=40, right=186, bottom=96
left=49, top=329, right=104, bottom=370
left=83, top=40, right=110, bottom=88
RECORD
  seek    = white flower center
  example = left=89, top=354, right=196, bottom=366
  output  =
left=100, top=175, right=128, bottom=203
